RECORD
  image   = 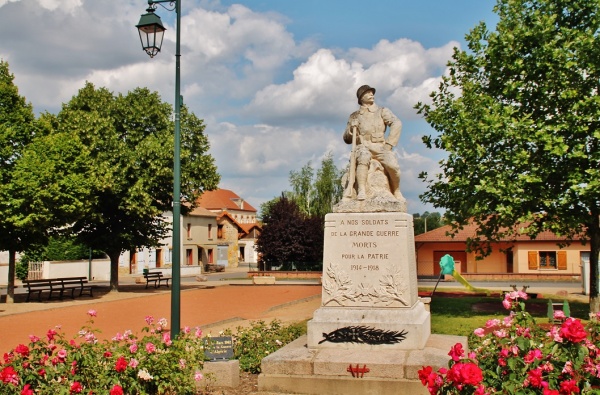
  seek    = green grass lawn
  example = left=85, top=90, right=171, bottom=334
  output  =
left=428, top=292, right=590, bottom=336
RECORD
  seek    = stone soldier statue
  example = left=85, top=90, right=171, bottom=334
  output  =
left=343, top=85, right=402, bottom=201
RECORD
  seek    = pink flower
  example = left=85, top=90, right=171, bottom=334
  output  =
left=145, top=342, right=156, bottom=353
left=128, top=358, right=139, bottom=368
left=485, top=319, right=500, bottom=329
left=560, top=318, right=587, bottom=343
left=194, top=371, right=204, bottom=381
left=87, top=309, right=97, bottom=317
left=129, top=343, right=138, bottom=354
left=57, top=349, right=67, bottom=361
left=554, top=310, right=566, bottom=320
left=28, top=335, right=39, bottom=343
left=473, top=328, right=485, bottom=337
left=524, top=349, right=543, bottom=364
left=162, top=332, right=172, bottom=346
left=195, top=327, right=203, bottom=338
left=109, top=385, right=124, bottom=395
left=145, top=316, right=154, bottom=325
left=448, top=343, right=464, bottom=362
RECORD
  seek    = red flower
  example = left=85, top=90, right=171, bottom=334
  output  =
left=448, top=343, right=464, bottom=362
left=447, top=362, right=483, bottom=386
left=527, top=368, right=544, bottom=388
left=0, top=366, right=19, bottom=385
left=560, top=318, right=587, bottom=343
left=70, top=381, right=83, bottom=394
left=14, top=344, right=29, bottom=358
left=115, top=356, right=128, bottom=373
left=559, top=379, right=580, bottom=394
left=46, top=329, right=57, bottom=341
left=544, top=389, right=560, bottom=395
left=109, top=384, right=124, bottom=395
left=20, top=384, right=34, bottom=395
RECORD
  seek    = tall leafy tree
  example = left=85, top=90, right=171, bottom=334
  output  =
left=51, top=82, right=219, bottom=290
left=289, top=162, right=314, bottom=216
left=256, top=196, right=322, bottom=271
left=0, top=60, right=39, bottom=302
left=313, top=153, right=344, bottom=218
left=416, top=0, right=600, bottom=310
left=288, top=152, right=343, bottom=218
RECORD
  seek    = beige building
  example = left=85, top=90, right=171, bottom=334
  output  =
left=119, top=189, right=260, bottom=275
left=415, top=222, right=587, bottom=281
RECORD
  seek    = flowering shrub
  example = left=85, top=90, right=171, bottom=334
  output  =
left=419, top=291, right=600, bottom=394
left=0, top=310, right=205, bottom=394
left=224, top=319, right=305, bottom=373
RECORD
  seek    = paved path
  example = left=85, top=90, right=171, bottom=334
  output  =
left=0, top=268, right=588, bottom=355
left=0, top=271, right=322, bottom=354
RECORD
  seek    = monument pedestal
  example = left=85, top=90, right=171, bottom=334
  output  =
left=258, top=334, right=466, bottom=395
left=257, top=212, right=463, bottom=394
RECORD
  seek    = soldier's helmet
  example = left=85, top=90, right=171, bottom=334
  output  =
left=356, top=85, right=376, bottom=104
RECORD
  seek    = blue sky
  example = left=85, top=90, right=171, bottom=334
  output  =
left=0, top=0, right=498, bottom=214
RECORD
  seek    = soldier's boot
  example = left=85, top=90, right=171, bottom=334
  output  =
left=356, top=164, right=368, bottom=200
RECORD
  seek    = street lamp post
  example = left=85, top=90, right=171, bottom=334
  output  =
left=136, top=0, right=182, bottom=337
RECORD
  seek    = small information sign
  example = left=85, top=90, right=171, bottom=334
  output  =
left=204, top=336, right=234, bottom=361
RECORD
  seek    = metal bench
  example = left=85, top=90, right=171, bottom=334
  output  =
left=143, top=271, right=171, bottom=289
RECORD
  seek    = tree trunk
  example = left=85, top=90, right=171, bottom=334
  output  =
left=5, top=250, right=16, bottom=304
left=589, top=214, right=600, bottom=313
left=108, top=251, right=121, bottom=292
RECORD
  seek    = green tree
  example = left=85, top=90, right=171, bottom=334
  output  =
left=413, top=212, right=443, bottom=235
left=288, top=152, right=343, bottom=218
left=0, top=60, right=39, bottom=302
left=51, top=82, right=219, bottom=290
left=313, top=153, right=344, bottom=218
left=416, top=0, right=600, bottom=310
left=289, top=162, right=314, bottom=216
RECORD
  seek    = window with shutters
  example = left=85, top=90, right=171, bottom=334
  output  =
left=528, top=251, right=538, bottom=270
left=557, top=251, right=567, bottom=270
left=539, top=251, right=557, bottom=269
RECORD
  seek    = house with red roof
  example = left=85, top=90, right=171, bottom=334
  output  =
left=118, top=189, right=260, bottom=276
left=195, top=189, right=261, bottom=268
left=414, top=222, right=587, bottom=282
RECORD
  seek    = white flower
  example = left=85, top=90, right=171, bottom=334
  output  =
left=137, top=369, right=154, bottom=381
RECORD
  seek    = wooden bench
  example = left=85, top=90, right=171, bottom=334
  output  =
left=23, top=277, right=93, bottom=302
left=143, top=272, right=171, bottom=289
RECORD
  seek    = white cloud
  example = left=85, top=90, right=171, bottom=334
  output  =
left=0, top=0, right=456, bottom=215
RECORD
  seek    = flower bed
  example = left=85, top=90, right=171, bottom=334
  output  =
left=0, top=310, right=205, bottom=394
left=419, top=290, right=600, bottom=394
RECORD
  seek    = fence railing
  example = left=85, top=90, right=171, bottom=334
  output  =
left=27, top=261, right=44, bottom=280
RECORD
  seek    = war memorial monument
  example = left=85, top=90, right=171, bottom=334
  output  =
left=258, top=86, right=467, bottom=394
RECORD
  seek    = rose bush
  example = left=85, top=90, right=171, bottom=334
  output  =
left=0, top=310, right=205, bottom=394
left=419, top=291, right=600, bottom=394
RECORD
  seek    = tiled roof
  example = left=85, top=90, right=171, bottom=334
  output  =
left=414, top=222, right=580, bottom=243
left=188, top=206, right=218, bottom=217
left=196, top=189, right=257, bottom=213
left=240, top=222, right=262, bottom=233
